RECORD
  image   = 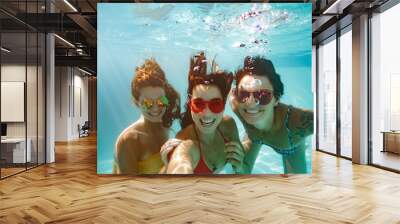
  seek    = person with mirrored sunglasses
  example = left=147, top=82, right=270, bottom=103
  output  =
left=231, top=56, right=314, bottom=174
left=113, top=58, right=180, bottom=174
left=163, top=52, right=246, bottom=174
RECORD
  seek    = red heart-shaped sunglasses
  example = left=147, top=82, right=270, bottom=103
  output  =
left=190, top=98, right=225, bottom=114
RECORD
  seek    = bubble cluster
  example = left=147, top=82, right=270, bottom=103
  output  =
left=241, top=78, right=262, bottom=89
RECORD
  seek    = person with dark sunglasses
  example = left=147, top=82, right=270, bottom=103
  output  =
left=163, top=52, right=246, bottom=174
left=113, top=58, right=180, bottom=174
left=231, top=56, right=314, bottom=174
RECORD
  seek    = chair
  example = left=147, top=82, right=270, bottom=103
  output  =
left=78, top=121, right=90, bottom=138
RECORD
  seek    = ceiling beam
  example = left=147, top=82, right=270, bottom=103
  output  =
left=323, top=0, right=356, bottom=14
left=67, top=13, right=97, bottom=41
left=55, top=55, right=96, bottom=71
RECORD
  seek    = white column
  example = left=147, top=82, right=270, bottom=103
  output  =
left=46, top=1, right=55, bottom=163
left=46, top=33, right=55, bottom=163
left=352, top=14, right=369, bottom=164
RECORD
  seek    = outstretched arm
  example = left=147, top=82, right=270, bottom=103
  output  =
left=166, top=140, right=199, bottom=174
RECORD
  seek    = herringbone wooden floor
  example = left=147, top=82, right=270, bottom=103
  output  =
left=1, top=135, right=400, bottom=224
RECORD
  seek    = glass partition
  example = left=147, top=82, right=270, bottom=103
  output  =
left=38, top=32, right=45, bottom=165
left=1, top=31, right=28, bottom=177
left=0, top=1, right=46, bottom=179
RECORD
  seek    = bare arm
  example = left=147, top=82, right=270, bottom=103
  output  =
left=222, top=117, right=246, bottom=174
left=229, top=97, right=260, bottom=173
left=242, top=135, right=262, bottom=173
left=113, top=132, right=140, bottom=174
left=166, top=140, right=199, bottom=174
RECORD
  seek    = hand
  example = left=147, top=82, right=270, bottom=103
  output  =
left=229, top=92, right=239, bottom=112
left=225, top=141, right=245, bottom=174
left=160, top=138, right=182, bottom=165
left=166, top=140, right=196, bottom=174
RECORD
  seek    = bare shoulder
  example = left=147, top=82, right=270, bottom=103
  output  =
left=288, top=106, right=313, bottom=127
left=287, top=105, right=314, bottom=138
left=176, top=124, right=196, bottom=141
left=114, top=123, right=142, bottom=174
left=115, top=123, right=141, bottom=155
left=274, top=103, right=289, bottom=125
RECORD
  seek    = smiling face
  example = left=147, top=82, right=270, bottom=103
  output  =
left=236, top=75, right=278, bottom=127
left=138, top=86, right=167, bottom=123
left=191, top=84, right=224, bottom=135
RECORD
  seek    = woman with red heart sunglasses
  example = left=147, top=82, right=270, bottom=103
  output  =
left=163, top=52, right=246, bottom=174
left=231, top=56, right=314, bottom=174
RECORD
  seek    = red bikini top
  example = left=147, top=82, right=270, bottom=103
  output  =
left=193, top=127, right=228, bottom=174
left=194, top=154, right=213, bottom=174
left=168, top=126, right=229, bottom=174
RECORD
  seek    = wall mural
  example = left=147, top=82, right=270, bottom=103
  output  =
left=98, top=3, right=313, bottom=175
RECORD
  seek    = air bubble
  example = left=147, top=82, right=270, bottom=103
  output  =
left=241, top=78, right=262, bottom=89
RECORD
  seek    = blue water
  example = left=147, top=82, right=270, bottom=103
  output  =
left=98, top=3, right=313, bottom=174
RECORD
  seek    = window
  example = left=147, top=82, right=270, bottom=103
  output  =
left=339, top=27, right=352, bottom=158
left=317, top=35, right=337, bottom=154
left=370, top=3, right=400, bottom=171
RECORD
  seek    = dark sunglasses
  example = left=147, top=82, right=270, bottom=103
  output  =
left=190, top=98, right=225, bottom=114
left=233, top=88, right=273, bottom=105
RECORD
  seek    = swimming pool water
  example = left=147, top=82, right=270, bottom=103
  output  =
left=97, top=3, right=313, bottom=174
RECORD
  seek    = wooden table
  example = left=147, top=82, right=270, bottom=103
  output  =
left=1, top=138, right=31, bottom=164
left=381, top=131, right=400, bottom=154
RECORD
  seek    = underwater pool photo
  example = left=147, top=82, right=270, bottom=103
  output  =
left=97, top=3, right=313, bottom=175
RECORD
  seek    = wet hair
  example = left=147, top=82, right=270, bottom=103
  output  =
left=131, top=58, right=180, bottom=128
left=235, top=56, right=284, bottom=100
left=180, top=52, right=233, bottom=129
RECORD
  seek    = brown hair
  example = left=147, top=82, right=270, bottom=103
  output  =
left=235, top=56, right=284, bottom=100
left=131, top=58, right=180, bottom=128
left=180, top=52, right=233, bottom=129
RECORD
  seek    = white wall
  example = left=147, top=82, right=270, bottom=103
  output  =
left=55, top=67, right=89, bottom=141
left=1, top=65, right=40, bottom=137
left=55, top=66, right=69, bottom=141
left=1, top=65, right=25, bottom=132
left=72, top=73, right=89, bottom=138
left=1, top=82, right=25, bottom=122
